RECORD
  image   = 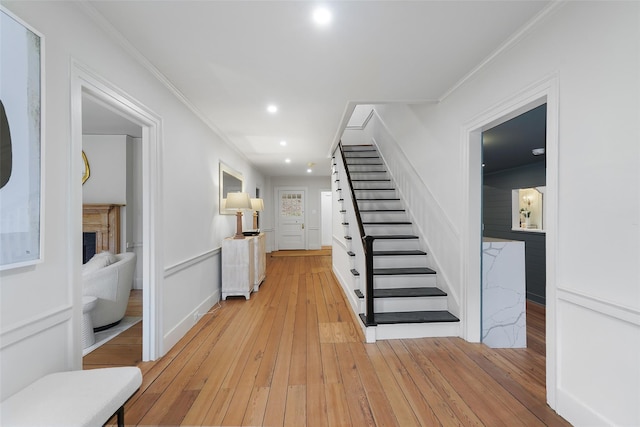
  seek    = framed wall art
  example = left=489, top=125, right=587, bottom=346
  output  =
left=0, top=9, right=43, bottom=270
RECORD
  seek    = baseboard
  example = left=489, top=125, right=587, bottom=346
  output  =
left=556, top=388, right=613, bottom=427
left=163, top=291, right=219, bottom=351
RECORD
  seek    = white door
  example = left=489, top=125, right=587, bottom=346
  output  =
left=277, top=189, right=306, bottom=250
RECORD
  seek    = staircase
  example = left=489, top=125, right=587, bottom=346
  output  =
left=336, top=143, right=459, bottom=341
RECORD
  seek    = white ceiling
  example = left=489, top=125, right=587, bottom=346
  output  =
left=83, top=1, right=550, bottom=177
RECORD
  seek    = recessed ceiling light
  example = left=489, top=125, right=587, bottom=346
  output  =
left=267, top=104, right=278, bottom=114
left=312, top=7, right=332, bottom=26
left=307, top=168, right=313, bottom=173
left=280, top=140, right=287, bottom=146
left=285, top=158, right=291, bottom=163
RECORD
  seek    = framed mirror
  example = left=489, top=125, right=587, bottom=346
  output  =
left=219, top=162, right=244, bottom=214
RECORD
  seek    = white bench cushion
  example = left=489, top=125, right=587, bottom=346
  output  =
left=1, top=367, right=142, bottom=427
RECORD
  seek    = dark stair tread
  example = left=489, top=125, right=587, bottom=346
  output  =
left=342, top=222, right=349, bottom=225
left=347, top=251, right=355, bottom=257
left=339, top=210, right=346, bottom=213
left=373, top=250, right=427, bottom=256
left=345, top=155, right=380, bottom=158
left=368, top=234, right=419, bottom=239
left=344, top=236, right=352, bottom=240
left=355, top=287, right=446, bottom=299
left=363, top=221, right=412, bottom=225
left=362, top=311, right=460, bottom=325
left=374, top=267, right=436, bottom=275
left=351, top=269, right=360, bottom=276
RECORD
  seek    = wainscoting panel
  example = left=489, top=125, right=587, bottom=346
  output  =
left=556, top=290, right=640, bottom=426
left=162, top=248, right=221, bottom=352
left=0, top=306, right=72, bottom=400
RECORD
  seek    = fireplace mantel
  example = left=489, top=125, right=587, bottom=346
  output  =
left=83, top=204, right=123, bottom=255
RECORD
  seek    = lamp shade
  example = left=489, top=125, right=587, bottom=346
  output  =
left=250, top=198, right=264, bottom=211
left=225, top=192, right=252, bottom=210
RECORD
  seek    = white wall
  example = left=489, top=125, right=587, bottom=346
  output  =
left=373, top=3, right=639, bottom=425
left=0, top=1, right=264, bottom=399
left=82, top=135, right=127, bottom=204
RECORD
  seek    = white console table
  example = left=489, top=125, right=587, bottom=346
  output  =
left=222, top=233, right=266, bottom=300
left=252, top=233, right=266, bottom=291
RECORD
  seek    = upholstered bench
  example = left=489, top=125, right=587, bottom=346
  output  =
left=0, top=367, right=142, bottom=427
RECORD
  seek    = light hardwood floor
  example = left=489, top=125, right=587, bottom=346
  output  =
left=88, top=252, right=570, bottom=426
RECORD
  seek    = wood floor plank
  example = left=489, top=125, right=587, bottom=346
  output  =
left=241, top=386, right=270, bottom=427
left=284, top=384, right=307, bottom=427
left=365, top=343, right=421, bottom=427
left=377, top=340, right=440, bottom=426
left=334, top=342, right=377, bottom=426
left=92, top=251, right=570, bottom=427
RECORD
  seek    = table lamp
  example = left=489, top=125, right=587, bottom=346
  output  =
left=250, top=198, right=264, bottom=230
left=225, top=192, right=251, bottom=239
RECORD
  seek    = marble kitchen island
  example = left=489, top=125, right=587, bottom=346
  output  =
left=482, top=238, right=527, bottom=348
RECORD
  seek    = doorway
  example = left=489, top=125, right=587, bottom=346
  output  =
left=71, top=61, right=163, bottom=364
left=481, top=104, right=547, bottom=348
left=462, top=76, right=559, bottom=407
left=276, top=187, right=306, bottom=250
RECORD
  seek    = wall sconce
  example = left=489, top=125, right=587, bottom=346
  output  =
left=225, top=192, right=252, bottom=239
left=250, top=198, right=264, bottom=230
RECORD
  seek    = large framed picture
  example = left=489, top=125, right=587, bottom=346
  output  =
left=0, top=9, right=43, bottom=270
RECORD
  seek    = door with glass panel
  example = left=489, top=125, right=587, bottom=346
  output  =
left=277, top=189, right=306, bottom=250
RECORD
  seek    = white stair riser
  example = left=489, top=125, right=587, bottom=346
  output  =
left=352, top=181, right=393, bottom=189
left=373, top=239, right=421, bottom=251
left=360, top=212, right=408, bottom=222
left=375, top=297, right=448, bottom=312
left=357, top=296, right=448, bottom=313
left=347, top=164, right=387, bottom=172
left=356, top=200, right=403, bottom=210
left=373, top=256, right=428, bottom=269
left=364, top=224, right=414, bottom=235
left=350, top=172, right=390, bottom=180
left=374, top=274, right=438, bottom=288
left=346, top=158, right=382, bottom=165
left=355, top=190, right=397, bottom=199
left=373, top=322, right=460, bottom=341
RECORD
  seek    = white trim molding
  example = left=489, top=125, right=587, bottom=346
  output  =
left=460, top=73, right=560, bottom=409
left=164, top=248, right=221, bottom=278
left=70, top=60, right=164, bottom=362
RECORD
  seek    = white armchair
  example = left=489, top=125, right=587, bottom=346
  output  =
left=82, top=252, right=136, bottom=330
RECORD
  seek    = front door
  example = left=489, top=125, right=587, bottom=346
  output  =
left=277, top=188, right=306, bottom=250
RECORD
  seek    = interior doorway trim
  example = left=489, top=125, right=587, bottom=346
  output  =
left=460, top=74, right=559, bottom=409
left=70, top=60, right=163, bottom=362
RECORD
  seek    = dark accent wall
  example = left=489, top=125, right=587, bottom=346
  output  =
left=483, top=162, right=546, bottom=304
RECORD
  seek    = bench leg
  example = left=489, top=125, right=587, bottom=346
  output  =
left=112, top=405, right=124, bottom=427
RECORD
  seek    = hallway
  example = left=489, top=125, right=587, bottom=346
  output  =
left=96, top=252, right=568, bottom=426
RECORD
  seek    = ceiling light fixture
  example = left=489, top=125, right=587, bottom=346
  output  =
left=307, top=168, right=313, bottom=173
left=280, top=140, right=287, bottom=146
left=285, top=158, right=291, bottom=163
left=312, top=7, right=332, bottom=26
left=267, top=104, right=278, bottom=114
left=532, top=148, right=545, bottom=156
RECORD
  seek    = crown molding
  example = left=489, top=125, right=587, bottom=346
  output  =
left=74, top=1, right=251, bottom=164
left=439, top=1, right=567, bottom=102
